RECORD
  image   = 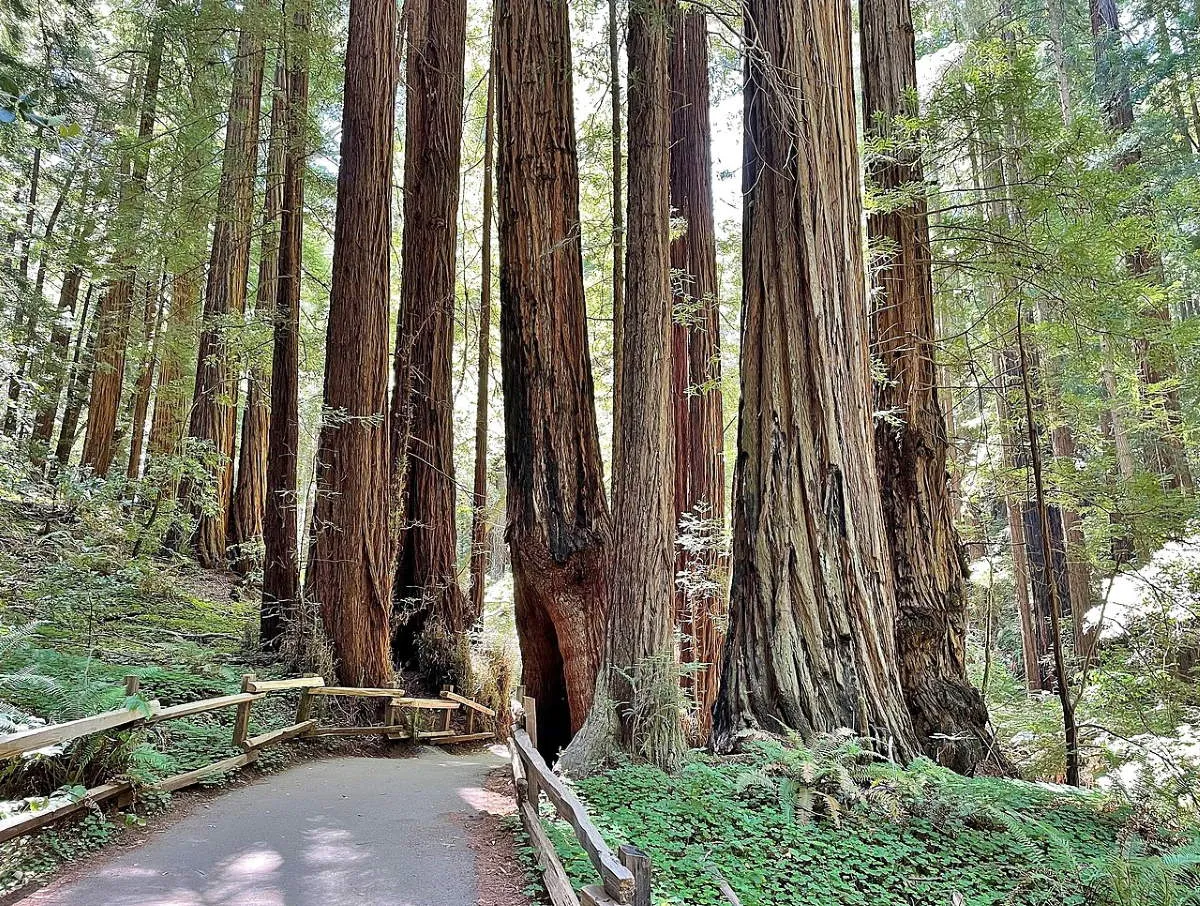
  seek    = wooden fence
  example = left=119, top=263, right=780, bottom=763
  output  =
left=508, top=694, right=651, bottom=906
left=0, top=672, right=497, bottom=845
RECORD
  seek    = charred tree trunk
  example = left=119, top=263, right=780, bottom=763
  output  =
left=80, top=5, right=167, bottom=477
left=262, top=10, right=309, bottom=650
left=232, top=58, right=287, bottom=578
left=468, top=20, right=498, bottom=629
left=497, top=0, right=612, bottom=759
left=861, top=0, right=993, bottom=773
left=390, top=0, right=471, bottom=691
left=668, top=8, right=725, bottom=741
left=186, top=3, right=267, bottom=568
left=304, top=0, right=397, bottom=687
left=711, top=0, right=917, bottom=758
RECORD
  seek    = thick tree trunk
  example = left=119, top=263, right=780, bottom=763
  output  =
left=232, top=57, right=287, bottom=578
left=861, top=0, right=993, bottom=773
left=262, top=12, right=308, bottom=649
left=390, top=0, right=471, bottom=691
left=186, top=3, right=267, bottom=568
left=304, top=0, right=397, bottom=688
left=468, top=22, right=498, bottom=629
left=81, top=7, right=167, bottom=478
left=497, top=0, right=612, bottom=759
left=668, top=8, right=725, bottom=741
left=51, top=283, right=97, bottom=473
left=711, top=0, right=917, bottom=758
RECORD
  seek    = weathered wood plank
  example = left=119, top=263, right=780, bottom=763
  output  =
left=245, top=676, right=326, bottom=693
left=520, top=799, right=582, bottom=906
left=442, top=690, right=497, bottom=717
left=523, top=696, right=540, bottom=803
left=148, top=693, right=264, bottom=724
left=392, top=697, right=459, bottom=710
left=304, top=725, right=396, bottom=738
left=580, top=885, right=623, bottom=906
left=309, top=686, right=406, bottom=698
left=0, top=781, right=133, bottom=843
left=619, top=845, right=651, bottom=906
left=232, top=674, right=255, bottom=747
left=0, top=705, right=158, bottom=759
left=512, top=729, right=634, bottom=901
left=509, top=739, right=528, bottom=801
left=156, top=751, right=258, bottom=793
left=428, top=732, right=495, bottom=745
left=243, top=719, right=317, bottom=751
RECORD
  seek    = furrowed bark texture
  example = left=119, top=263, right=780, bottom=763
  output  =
left=605, top=0, right=678, bottom=752
left=232, top=57, right=287, bottom=578
left=81, top=6, right=167, bottom=477
left=861, top=0, right=992, bottom=773
left=497, top=0, right=612, bottom=759
left=186, top=4, right=266, bottom=567
left=304, top=0, right=397, bottom=687
left=391, top=0, right=471, bottom=691
left=668, top=8, right=725, bottom=739
left=262, top=13, right=308, bottom=649
left=711, top=0, right=917, bottom=758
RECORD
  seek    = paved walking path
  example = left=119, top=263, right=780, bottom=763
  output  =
left=15, top=747, right=509, bottom=906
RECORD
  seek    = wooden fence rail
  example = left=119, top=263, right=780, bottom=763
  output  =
left=0, top=673, right=498, bottom=846
left=508, top=694, right=650, bottom=906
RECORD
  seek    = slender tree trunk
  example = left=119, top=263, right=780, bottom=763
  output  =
left=668, top=7, right=725, bottom=742
left=861, top=0, right=993, bottom=773
left=232, top=57, right=287, bottom=578
left=304, top=0, right=397, bottom=688
left=390, top=0, right=471, bottom=691
left=126, top=271, right=166, bottom=480
left=4, top=144, right=42, bottom=437
left=148, top=272, right=200, bottom=460
left=711, top=0, right=917, bottom=758
left=497, top=0, right=612, bottom=759
left=262, top=7, right=309, bottom=650
left=609, top=0, right=625, bottom=474
left=30, top=266, right=85, bottom=467
left=468, top=19, right=498, bottom=629
left=1090, top=0, right=1193, bottom=494
left=186, top=1, right=267, bottom=568
left=53, top=284, right=98, bottom=473
left=81, top=2, right=168, bottom=477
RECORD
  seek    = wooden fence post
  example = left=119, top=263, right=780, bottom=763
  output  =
left=232, top=673, right=255, bottom=748
left=123, top=675, right=140, bottom=697
left=619, top=845, right=651, bottom=906
left=523, top=695, right=539, bottom=805
left=295, top=674, right=317, bottom=724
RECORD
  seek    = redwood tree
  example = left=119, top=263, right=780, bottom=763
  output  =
left=497, top=0, right=612, bottom=758
left=232, top=57, right=287, bottom=577
left=186, top=2, right=266, bottom=567
left=262, top=4, right=309, bottom=649
left=390, top=0, right=471, bottom=691
left=711, top=0, right=917, bottom=757
left=668, top=7, right=725, bottom=739
left=861, top=0, right=993, bottom=772
left=303, top=0, right=397, bottom=687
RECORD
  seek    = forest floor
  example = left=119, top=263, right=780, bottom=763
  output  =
left=6, top=749, right=518, bottom=906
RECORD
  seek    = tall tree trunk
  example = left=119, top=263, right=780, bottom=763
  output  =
left=262, top=6, right=309, bottom=650
left=126, top=271, right=166, bottom=480
left=711, top=0, right=917, bottom=758
left=53, top=283, right=98, bottom=473
left=668, top=8, right=725, bottom=741
left=186, top=2, right=267, bottom=568
left=30, top=266, right=85, bottom=468
left=390, top=0, right=471, bottom=691
left=4, top=143, right=42, bottom=437
left=81, top=2, right=168, bottom=477
left=609, top=0, right=626, bottom=474
left=861, top=0, right=993, bottom=773
left=148, top=272, right=200, bottom=460
left=1090, top=0, right=1193, bottom=494
left=304, top=0, right=397, bottom=688
left=232, top=57, right=287, bottom=578
left=497, top=0, right=612, bottom=759
left=468, top=19, right=498, bottom=629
